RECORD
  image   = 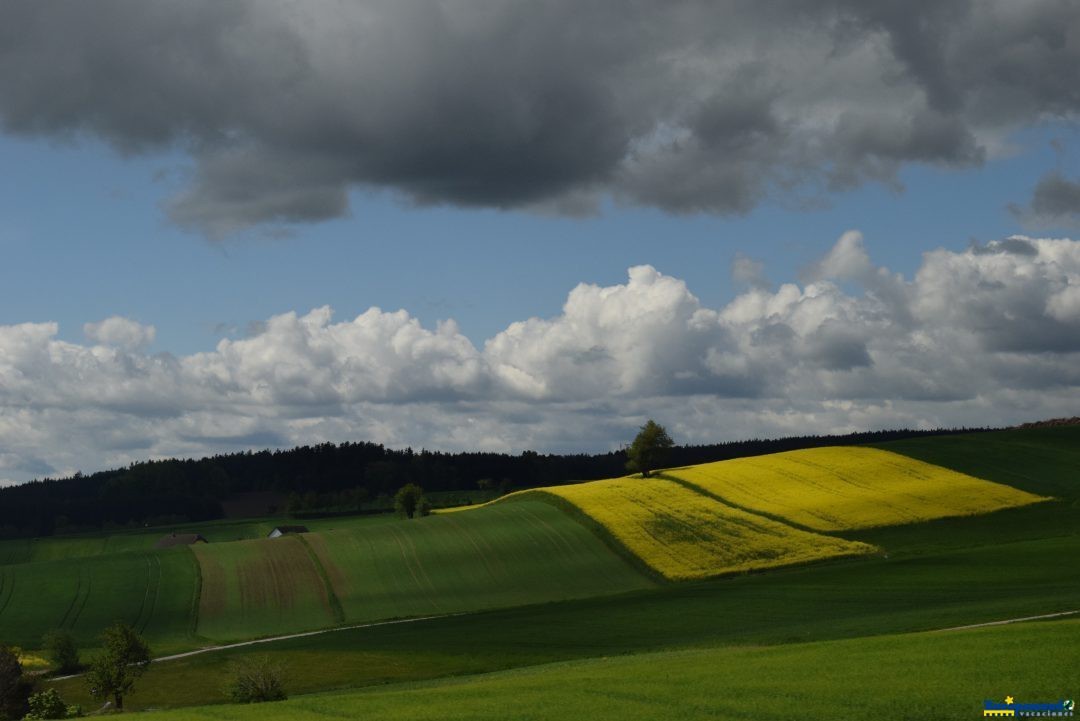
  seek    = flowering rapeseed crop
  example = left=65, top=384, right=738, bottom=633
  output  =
left=528, top=477, right=874, bottom=581
left=664, top=447, right=1047, bottom=532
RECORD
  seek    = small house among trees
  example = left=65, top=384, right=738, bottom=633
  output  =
left=267, top=525, right=309, bottom=538
left=154, top=533, right=208, bottom=549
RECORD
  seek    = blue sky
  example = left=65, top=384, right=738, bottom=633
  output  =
left=0, top=2, right=1079, bottom=483
left=1, top=124, right=1072, bottom=355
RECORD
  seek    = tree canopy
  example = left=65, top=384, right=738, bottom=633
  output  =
left=626, top=420, right=674, bottom=478
left=0, top=646, right=32, bottom=721
left=85, top=623, right=150, bottom=711
left=394, top=483, right=429, bottom=519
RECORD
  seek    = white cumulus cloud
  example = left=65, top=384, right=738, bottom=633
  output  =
left=1, top=232, right=1079, bottom=483
left=83, top=316, right=156, bottom=351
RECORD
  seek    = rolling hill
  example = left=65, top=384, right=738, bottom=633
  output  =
left=1, top=425, right=1073, bottom=701
left=25, top=425, right=1078, bottom=715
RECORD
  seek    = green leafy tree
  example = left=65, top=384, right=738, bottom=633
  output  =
left=42, top=631, right=80, bottom=675
left=394, top=483, right=426, bottom=519
left=625, top=420, right=674, bottom=478
left=0, top=646, right=32, bottom=721
left=84, top=623, right=150, bottom=711
left=225, top=655, right=287, bottom=703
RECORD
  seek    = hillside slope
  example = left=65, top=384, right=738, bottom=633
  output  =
left=193, top=500, right=653, bottom=642
left=877, top=425, right=1080, bottom=500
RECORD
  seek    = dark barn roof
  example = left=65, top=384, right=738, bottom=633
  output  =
left=154, top=532, right=208, bottom=549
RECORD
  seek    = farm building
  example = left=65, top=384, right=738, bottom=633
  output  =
left=154, top=533, right=208, bottom=549
left=268, top=525, right=309, bottom=538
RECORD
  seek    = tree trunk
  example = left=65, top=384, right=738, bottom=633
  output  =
left=114, top=693, right=123, bottom=710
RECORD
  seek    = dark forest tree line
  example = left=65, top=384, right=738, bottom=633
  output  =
left=0, top=428, right=988, bottom=538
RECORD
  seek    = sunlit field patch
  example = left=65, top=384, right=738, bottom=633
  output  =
left=514, top=478, right=874, bottom=581
left=664, top=447, right=1047, bottom=532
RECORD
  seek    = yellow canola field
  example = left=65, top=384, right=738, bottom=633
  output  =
left=523, top=477, right=875, bottom=581
left=664, top=446, right=1047, bottom=532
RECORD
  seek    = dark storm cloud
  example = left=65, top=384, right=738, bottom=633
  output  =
left=1, top=1, right=1079, bottom=235
left=1031, top=174, right=1080, bottom=218
left=1011, top=172, right=1080, bottom=228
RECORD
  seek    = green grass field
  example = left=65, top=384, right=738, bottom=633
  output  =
left=192, top=536, right=337, bottom=642
left=108, top=618, right=1080, bottom=721
left=0, top=548, right=198, bottom=650
left=192, top=500, right=654, bottom=642
left=307, top=500, right=654, bottom=624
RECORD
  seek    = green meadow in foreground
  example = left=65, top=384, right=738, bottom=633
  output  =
left=122, top=618, right=1080, bottom=721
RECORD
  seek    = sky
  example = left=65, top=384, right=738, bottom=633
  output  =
left=1, top=1, right=1079, bottom=484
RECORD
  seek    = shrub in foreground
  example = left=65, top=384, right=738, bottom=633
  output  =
left=23, top=689, right=80, bottom=719
left=42, top=632, right=80, bottom=676
left=226, top=656, right=287, bottom=704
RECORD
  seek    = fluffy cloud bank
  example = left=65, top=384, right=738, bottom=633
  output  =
left=1, top=1, right=1079, bottom=235
left=2, top=232, right=1079, bottom=483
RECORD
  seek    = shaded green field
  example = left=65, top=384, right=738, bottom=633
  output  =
left=877, top=425, right=1080, bottom=500
left=852, top=425, right=1080, bottom=554
left=0, top=548, right=198, bottom=650
left=50, top=529, right=1080, bottom=709
left=116, top=618, right=1080, bottom=721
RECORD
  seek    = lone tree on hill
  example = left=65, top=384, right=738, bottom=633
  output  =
left=394, top=483, right=430, bottom=519
left=626, top=420, right=674, bottom=478
left=85, top=622, right=150, bottom=711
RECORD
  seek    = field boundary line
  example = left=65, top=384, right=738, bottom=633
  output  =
left=931, top=609, right=1080, bottom=633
